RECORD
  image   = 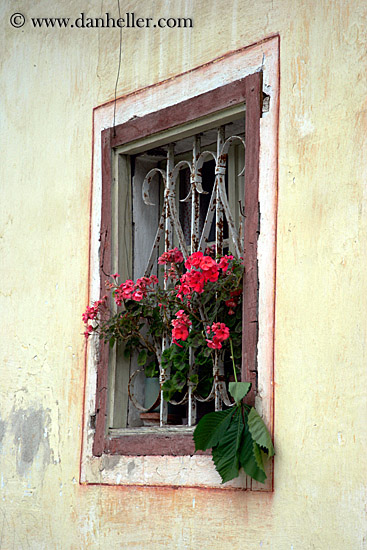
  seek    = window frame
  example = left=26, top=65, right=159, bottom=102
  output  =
left=93, top=73, right=262, bottom=457
left=81, top=36, right=279, bottom=490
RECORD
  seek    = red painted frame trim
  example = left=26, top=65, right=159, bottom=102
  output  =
left=93, top=127, right=113, bottom=456
left=242, top=72, right=262, bottom=407
left=93, top=72, right=262, bottom=457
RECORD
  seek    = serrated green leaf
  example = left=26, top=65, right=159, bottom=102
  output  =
left=193, top=407, right=236, bottom=451
left=228, top=382, right=251, bottom=403
left=137, top=349, right=148, bottom=366
left=239, top=427, right=267, bottom=483
left=211, top=410, right=244, bottom=483
left=248, top=408, right=275, bottom=456
left=252, top=441, right=265, bottom=473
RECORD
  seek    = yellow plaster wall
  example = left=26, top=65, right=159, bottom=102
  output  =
left=1, top=0, right=366, bottom=548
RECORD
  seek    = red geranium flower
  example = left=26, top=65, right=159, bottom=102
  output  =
left=206, top=322, right=230, bottom=349
left=158, top=247, right=184, bottom=265
left=206, top=337, right=222, bottom=349
left=200, top=255, right=216, bottom=271
left=185, top=251, right=203, bottom=270
left=186, top=270, right=205, bottom=293
left=210, top=322, right=230, bottom=342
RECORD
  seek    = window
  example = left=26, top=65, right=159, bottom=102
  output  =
left=82, top=37, right=279, bottom=489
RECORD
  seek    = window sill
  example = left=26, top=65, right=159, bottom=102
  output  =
left=106, top=426, right=200, bottom=456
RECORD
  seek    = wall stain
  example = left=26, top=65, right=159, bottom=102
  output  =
left=11, top=407, right=53, bottom=477
left=101, top=454, right=120, bottom=471
left=127, top=460, right=136, bottom=475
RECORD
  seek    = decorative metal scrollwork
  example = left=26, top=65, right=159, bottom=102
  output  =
left=128, top=126, right=245, bottom=426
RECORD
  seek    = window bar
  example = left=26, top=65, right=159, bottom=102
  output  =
left=160, top=143, right=175, bottom=427
left=214, top=126, right=225, bottom=412
left=197, top=181, right=216, bottom=253
left=142, top=168, right=167, bottom=277
left=216, top=136, right=244, bottom=258
left=187, top=135, right=201, bottom=427
left=165, top=143, right=175, bottom=254
left=215, top=126, right=225, bottom=257
left=191, top=135, right=201, bottom=254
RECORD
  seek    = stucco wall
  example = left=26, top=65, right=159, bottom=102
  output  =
left=1, top=0, right=366, bottom=548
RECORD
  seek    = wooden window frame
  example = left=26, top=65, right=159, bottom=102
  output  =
left=93, top=72, right=263, bottom=458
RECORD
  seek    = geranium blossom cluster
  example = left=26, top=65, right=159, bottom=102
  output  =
left=225, top=288, right=242, bottom=315
left=171, top=309, right=192, bottom=346
left=176, top=251, right=234, bottom=301
left=83, top=248, right=242, bottom=351
left=82, top=296, right=107, bottom=339
left=82, top=245, right=244, bottom=416
left=158, top=247, right=184, bottom=282
left=205, top=322, right=230, bottom=349
left=113, top=275, right=158, bottom=306
left=158, top=247, right=184, bottom=265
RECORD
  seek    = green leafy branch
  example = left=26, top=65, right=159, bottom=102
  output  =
left=193, top=382, right=274, bottom=484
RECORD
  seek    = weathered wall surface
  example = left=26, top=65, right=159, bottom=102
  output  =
left=1, top=0, right=366, bottom=548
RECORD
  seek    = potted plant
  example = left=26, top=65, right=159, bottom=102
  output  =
left=83, top=247, right=274, bottom=483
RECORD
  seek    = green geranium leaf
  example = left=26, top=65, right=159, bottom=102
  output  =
left=137, top=349, right=148, bottom=366
left=189, top=374, right=199, bottom=387
left=190, top=334, right=204, bottom=347
left=162, top=379, right=176, bottom=401
left=211, top=410, right=244, bottom=483
left=144, top=361, right=158, bottom=378
left=226, top=316, right=236, bottom=328
left=161, top=348, right=172, bottom=360
left=173, top=355, right=188, bottom=370
left=195, top=354, right=206, bottom=365
left=239, top=427, right=267, bottom=483
left=228, top=382, right=251, bottom=403
left=194, top=407, right=236, bottom=451
left=172, top=371, right=186, bottom=390
left=248, top=407, right=275, bottom=457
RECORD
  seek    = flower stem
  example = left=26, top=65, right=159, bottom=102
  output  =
left=229, top=337, right=237, bottom=383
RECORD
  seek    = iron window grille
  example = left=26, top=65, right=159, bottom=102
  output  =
left=93, top=72, right=263, bottom=457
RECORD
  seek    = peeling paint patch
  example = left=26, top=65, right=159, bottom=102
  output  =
left=11, top=407, right=53, bottom=477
